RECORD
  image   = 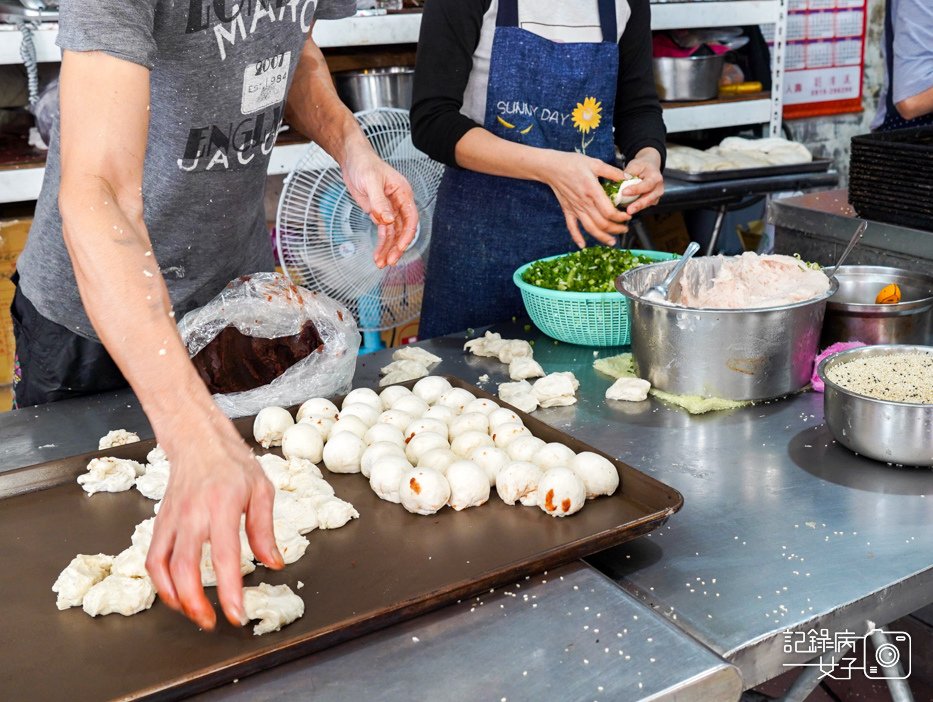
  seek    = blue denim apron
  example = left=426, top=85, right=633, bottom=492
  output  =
left=878, top=0, right=933, bottom=132
left=419, top=0, right=620, bottom=338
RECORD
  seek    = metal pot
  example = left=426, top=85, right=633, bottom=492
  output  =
left=821, top=266, right=933, bottom=347
left=333, top=67, right=414, bottom=112
left=616, top=260, right=838, bottom=401
left=817, top=345, right=933, bottom=466
left=652, top=55, right=725, bottom=101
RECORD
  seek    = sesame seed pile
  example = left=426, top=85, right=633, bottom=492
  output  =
left=826, top=353, right=932, bottom=404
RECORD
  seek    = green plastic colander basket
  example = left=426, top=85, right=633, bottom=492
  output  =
left=513, top=249, right=679, bottom=347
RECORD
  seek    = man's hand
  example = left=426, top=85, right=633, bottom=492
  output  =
left=617, top=148, right=664, bottom=217
left=341, top=142, right=419, bottom=269
left=146, top=409, right=283, bottom=630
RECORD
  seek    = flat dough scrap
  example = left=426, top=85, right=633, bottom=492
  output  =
left=498, top=380, right=539, bottom=413
left=98, top=429, right=140, bottom=450
left=392, top=346, right=442, bottom=366
left=606, top=377, right=651, bottom=402
left=380, top=358, right=430, bottom=378
left=111, top=546, right=149, bottom=579
left=52, top=554, right=114, bottom=610
left=274, top=519, right=310, bottom=565
left=309, top=494, right=359, bottom=529
left=274, top=490, right=319, bottom=534
left=82, top=575, right=156, bottom=617
left=380, top=366, right=429, bottom=387
left=135, top=463, right=169, bottom=500
left=78, top=457, right=144, bottom=495
left=509, top=356, right=545, bottom=381
left=496, top=339, right=533, bottom=364
left=242, top=583, right=304, bottom=636
left=533, top=372, right=579, bottom=408
left=464, top=331, right=504, bottom=358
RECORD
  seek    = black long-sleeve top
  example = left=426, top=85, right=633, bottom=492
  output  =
left=411, top=0, right=666, bottom=169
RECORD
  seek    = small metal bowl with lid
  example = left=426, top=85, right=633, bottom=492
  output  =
left=817, top=344, right=933, bottom=466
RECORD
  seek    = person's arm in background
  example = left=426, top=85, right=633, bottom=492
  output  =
left=58, top=50, right=282, bottom=632
left=285, top=27, right=417, bottom=268
left=892, top=0, right=933, bottom=121
left=612, top=0, right=666, bottom=218
left=410, top=0, right=628, bottom=248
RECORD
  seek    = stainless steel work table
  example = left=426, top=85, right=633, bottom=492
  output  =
left=2, top=325, right=930, bottom=698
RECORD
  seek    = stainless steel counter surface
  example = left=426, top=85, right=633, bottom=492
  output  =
left=3, top=324, right=930, bottom=695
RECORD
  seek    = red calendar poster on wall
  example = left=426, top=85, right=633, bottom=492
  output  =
left=780, top=0, right=868, bottom=119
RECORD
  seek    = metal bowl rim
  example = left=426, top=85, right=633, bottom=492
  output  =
left=652, top=55, right=726, bottom=64
left=825, top=265, right=933, bottom=311
left=816, top=344, right=933, bottom=409
left=616, top=259, right=839, bottom=313
left=333, top=67, right=415, bottom=77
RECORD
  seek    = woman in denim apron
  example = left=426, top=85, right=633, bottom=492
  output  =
left=412, top=0, right=666, bottom=339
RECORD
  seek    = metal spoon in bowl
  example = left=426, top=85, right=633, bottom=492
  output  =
left=642, top=241, right=701, bottom=303
left=825, top=220, right=868, bottom=285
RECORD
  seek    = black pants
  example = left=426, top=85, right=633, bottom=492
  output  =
left=10, top=273, right=128, bottom=408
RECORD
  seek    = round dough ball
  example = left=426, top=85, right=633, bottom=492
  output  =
left=361, top=441, right=407, bottom=479
left=379, top=384, right=413, bottom=410
left=393, top=395, right=430, bottom=419
left=412, top=376, right=453, bottom=405
left=363, top=423, right=405, bottom=447
left=533, top=442, right=577, bottom=470
left=342, top=388, right=382, bottom=412
left=489, top=407, right=523, bottom=429
left=537, top=467, right=586, bottom=517
left=339, top=402, right=381, bottom=428
left=450, top=430, right=494, bottom=458
left=399, top=468, right=451, bottom=515
left=296, top=398, right=339, bottom=422
left=463, top=398, right=499, bottom=416
left=378, top=409, right=415, bottom=433
left=322, top=432, right=365, bottom=474
left=423, top=405, right=456, bottom=423
left=404, top=417, right=449, bottom=442
left=446, top=460, right=491, bottom=511
left=571, top=451, right=620, bottom=498
left=281, top=423, right=324, bottom=464
left=417, top=447, right=458, bottom=475
left=369, top=454, right=413, bottom=503
left=298, top=415, right=335, bottom=441
left=437, top=388, right=476, bottom=414
left=449, top=412, right=489, bottom=438
left=506, top=435, right=547, bottom=463
left=491, top=421, right=530, bottom=449
left=405, top=431, right=450, bottom=465
left=330, top=415, right=368, bottom=440
left=469, top=446, right=510, bottom=486
left=253, top=407, right=294, bottom=448
left=496, top=462, right=544, bottom=506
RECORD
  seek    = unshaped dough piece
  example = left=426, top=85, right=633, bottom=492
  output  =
left=532, top=372, right=579, bottom=408
left=446, top=460, right=490, bottom=511
left=496, top=462, right=544, bottom=506
left=399, top=468, right=451, bottom=516
left=82, top=575, right=156, bottom=617
left=78, top=457, right=144, bottom=495
left=242, top=583, right=305, bottom=636
left=380, top=358, right=430, bottom=378
left=309, top=494, right=359, bottom=529
left=392, top=346, right=442, bottom=366
left=606, top=377, right=651, bottom=402
left=98, top=429, right=140, bottom=450
left=509, top=356, right=545, bottom=381
left=273, top=519, right=310, bottom=565
left=200, top=543, right=257, bottom=587
left=135, top=462, right=169, bottom=501
left=146, top=445, right=169, bottom=467
left=498, top=380, right=539, bottom=413
left=131, top=517, right=156, bottom=551
left=286, top=457, right=324, bottom=480
left=537, top=467, right=586, bottom=518
left=497, top=339, right=534, bottom=364
left=52, top=554, right=114, bottom=610
left=464, top=331, right=504, bottom=358
left=274, top=490, right=319, bottom=534
left=257, top=453, right=292, bottom=490
left=111, top=546, right=149, bottom=579
left=285, top=472, right=335, bottom=499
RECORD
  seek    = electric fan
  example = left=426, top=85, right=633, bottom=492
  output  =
left=276, top=108, right=444, bottom=353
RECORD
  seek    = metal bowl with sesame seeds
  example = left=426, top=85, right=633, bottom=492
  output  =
left=817, top=345, right=933, bottom=466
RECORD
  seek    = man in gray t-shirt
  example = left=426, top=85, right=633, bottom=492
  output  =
left=13, top=0, right=417, bottom=630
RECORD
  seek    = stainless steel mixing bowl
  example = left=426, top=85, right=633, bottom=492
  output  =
left=652, top=55, right=725, bottom=101
left=616, top=259, right=837, bottom=401
left=333, top=67, right=414, bottom=112
left=817, top=345, right=933, bottom=466
left=821, top=266, right=933, bottom=347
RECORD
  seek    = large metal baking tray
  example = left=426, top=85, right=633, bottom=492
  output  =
left=0, top=376, right=682, bottom=701
left=665, top=157, right=833, bottom=183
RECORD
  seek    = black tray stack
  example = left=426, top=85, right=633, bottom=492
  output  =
left=849, top=127, right=933, bottom=231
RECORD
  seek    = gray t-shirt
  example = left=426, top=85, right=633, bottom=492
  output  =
left=17, top=0, right=355, bottom=340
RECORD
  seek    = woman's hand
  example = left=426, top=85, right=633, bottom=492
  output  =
left=618, top=148, right=664, bottom=217
left=146, top=410, right=283, bottom=631
left=341, top=142, right=419, bottom=269
left=539, top=150, right=632, bottom=249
